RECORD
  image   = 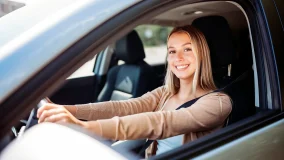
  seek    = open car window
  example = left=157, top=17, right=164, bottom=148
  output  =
left=59, top=1, right=266, bottom=158
left=38, top=0, right=276, bottom=158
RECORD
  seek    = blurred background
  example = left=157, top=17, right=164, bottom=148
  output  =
left=135, top=25, right=172, bottom=65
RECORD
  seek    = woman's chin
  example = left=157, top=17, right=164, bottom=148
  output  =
left=175, top=74, right=194, bottom=80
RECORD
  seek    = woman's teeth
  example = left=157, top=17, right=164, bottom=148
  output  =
left=176, top=65, right=189, bottom=70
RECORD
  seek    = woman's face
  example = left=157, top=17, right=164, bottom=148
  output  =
left=167, top=32, right=197, bottom=81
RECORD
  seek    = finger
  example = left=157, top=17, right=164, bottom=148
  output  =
left=54, top=119, right=70, bottom=125
left=44, top=113, right=68, bottom=123
left=37, top=103, right=53, bottom=118
left=38, top=108, right=65, bottom=123
left=37, top=103, right=59, bottom=118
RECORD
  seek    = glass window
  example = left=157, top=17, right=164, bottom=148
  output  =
left=135, top=25, right=173, bottom=65
left=68, top=55, right=97, bottom=79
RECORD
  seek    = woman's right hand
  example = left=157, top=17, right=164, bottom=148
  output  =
left=36, top=103, right=102, bottom=136
left=42, top=98, right=77, bottom=116
left=36, top=103, right=80, bottom=125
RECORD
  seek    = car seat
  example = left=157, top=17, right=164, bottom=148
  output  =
left=97, top=30, right=157, bottom=102
left=192, top=16, right=255, bottom=124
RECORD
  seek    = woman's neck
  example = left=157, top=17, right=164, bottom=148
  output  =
left=176, top=78, right=207, bottom=100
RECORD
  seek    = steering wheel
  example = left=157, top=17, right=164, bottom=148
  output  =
left=11, top=98, right=50, bottom=137
left=25, top=98, right=50, bottom=130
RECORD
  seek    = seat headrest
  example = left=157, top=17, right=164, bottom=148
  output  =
left=192, top=16, right=236, bottom=67
left=115, top=30, right=145, bottom=64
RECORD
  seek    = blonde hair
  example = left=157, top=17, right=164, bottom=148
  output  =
left=164, top=25, right=216, bottom=95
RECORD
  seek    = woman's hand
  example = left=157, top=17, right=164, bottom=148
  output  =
left=37, top=103, right=85, bottom=127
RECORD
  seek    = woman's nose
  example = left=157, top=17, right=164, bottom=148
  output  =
left=175, top=51, right=184, bottom=61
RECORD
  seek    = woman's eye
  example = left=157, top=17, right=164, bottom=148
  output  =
left=184, top=48, right=192, bottom=52
left=168, top=50, right=175, bottom=54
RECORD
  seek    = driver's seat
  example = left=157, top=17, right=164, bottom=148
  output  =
left=97, top=30, right=157, bottom=102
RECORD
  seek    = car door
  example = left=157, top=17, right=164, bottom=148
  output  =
left=0, top=0, right=283, bottom=159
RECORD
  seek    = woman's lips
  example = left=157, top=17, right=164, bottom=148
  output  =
left=175, top=64, right=189, bottom=70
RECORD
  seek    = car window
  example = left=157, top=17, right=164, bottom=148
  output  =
left=118, top=25, right=172, bottom=65
left=68, top=55, right=97, bottom=79
left=135, top=25, right=172, bottom=65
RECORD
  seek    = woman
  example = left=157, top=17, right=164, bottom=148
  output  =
left=37, top=25, right=232, bottom=156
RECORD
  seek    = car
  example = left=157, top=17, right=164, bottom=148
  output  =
left=0, top=0, right=283, bottom=159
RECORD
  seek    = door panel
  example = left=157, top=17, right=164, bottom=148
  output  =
left=50, top=75, right=96, bottom=105
left=193, top=119, right=284, bottom=160
left=50, top=74, right=107, bottom=104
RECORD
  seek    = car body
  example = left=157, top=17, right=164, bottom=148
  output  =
left=0, top=0, right=283, bottom=159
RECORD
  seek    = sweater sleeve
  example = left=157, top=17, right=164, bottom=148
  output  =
left=74, top=86, right=165, bottom=121
left=92, top=92, right=232, bottom=140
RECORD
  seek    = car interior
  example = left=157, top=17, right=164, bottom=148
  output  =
left=2, top=1, right=262, bottom=158
left=96, top=30, right=158, bottom=102
left=47, top=1, right=257, bottom=157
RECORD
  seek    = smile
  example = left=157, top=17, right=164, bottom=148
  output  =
left=175, top=64, right=189, bottom=70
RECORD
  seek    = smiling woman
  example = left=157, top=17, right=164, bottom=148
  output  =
left=37, top=25, right=232, bottom=157
left=165, top=26, right=216, bottom=95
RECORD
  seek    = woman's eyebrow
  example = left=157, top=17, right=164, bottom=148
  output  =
left=182, top=42, right=191, bottom=46
left=168, top=42, right=191, bottom=49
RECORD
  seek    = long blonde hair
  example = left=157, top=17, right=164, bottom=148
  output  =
left=164, top=25, right=216, bottom=95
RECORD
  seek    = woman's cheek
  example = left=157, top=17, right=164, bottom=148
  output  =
left=186, top=55, right=195, bottom=65
left=169, top=64, right=176, bottom=72
left=167, top=58, right=174, bottom=69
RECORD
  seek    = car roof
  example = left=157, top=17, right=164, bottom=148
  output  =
left=0, top=0, right=140, bottom=103
left=149, top=1, right=247, bottom=32
left=0, top=0, right=73, bottom=47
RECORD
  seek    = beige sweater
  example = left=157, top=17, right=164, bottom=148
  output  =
left=75, top=86, right=232, bottom=156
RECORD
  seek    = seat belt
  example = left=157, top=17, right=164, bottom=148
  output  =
left=138, top=89, right=221, bottom=156
left=138, top=69, right=251, bottom=156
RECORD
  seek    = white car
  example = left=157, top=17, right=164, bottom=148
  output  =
left=0, top=0, right=283, bottom=159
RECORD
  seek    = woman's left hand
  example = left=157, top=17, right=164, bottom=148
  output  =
left=37, top=103, right=84, bottom=127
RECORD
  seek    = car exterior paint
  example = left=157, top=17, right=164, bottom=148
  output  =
left=194, top=119, right=284, bottom=160
left=0, top=0, right=140, bottom=103
left=0, top=0, right=283, bottom=159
